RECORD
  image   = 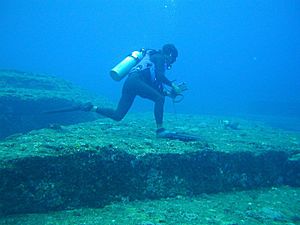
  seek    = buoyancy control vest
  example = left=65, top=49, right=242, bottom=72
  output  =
left=128, top=49, right=157, bottom=82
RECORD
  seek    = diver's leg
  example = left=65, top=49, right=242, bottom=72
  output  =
left=154, top=96, right=165, bottom=128
left=95, top=79, right=136, bottom=121
left=133, top=80, right=165, bottom=128
left=96, top=94, right=135, bottom=121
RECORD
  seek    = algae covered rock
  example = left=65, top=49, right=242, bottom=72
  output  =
left=0, top=69, right=110, bottom=139
left=0, top=113, right=299, bottom=215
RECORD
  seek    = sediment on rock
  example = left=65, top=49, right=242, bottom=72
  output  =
left=0, top=146, right=299, bottom=215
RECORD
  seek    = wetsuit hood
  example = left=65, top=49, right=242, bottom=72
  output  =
left=162, top=44, right=178, bottom=66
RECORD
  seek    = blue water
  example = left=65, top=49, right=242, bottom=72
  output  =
left=1, top=0, right=299, bottom=127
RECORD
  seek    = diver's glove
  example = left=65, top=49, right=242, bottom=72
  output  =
left=164, top=82, right=188, bottom=103
left=171, top=82, right=188, bottom=94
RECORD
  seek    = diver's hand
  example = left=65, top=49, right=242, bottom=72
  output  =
left=171, top=82, right=188, bottom=94
left=171, top=83, right=181, bottom=94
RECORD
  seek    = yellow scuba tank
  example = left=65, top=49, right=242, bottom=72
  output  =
left=110, top=50, right=144, bottom=81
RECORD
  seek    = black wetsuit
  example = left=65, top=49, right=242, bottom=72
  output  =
left=96, top=51, right=173, bottom=125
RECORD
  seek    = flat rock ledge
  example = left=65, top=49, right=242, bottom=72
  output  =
left=0, top=70, right=110, bottom=139
left=0, top=113, right=299, bottom=215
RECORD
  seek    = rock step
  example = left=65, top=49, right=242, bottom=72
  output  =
left=0, top=147, right=299, bottom=215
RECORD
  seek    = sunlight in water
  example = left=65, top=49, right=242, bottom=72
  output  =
left=163, top=0, right=177, bottom=13
left=162, top=0, right=178, bottom=30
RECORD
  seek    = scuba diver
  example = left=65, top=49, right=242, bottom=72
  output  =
left=80, top=44, right=188, bottom=138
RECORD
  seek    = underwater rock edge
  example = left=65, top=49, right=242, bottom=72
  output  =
left=0, top=146, right=299, bottom=215
left=0, top=70, right=110, bottom=139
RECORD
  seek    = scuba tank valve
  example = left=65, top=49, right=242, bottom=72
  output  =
left=110, top=50, right=144, bottom=81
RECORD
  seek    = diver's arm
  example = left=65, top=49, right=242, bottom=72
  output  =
left=155, top=59, right=181, bottom=92
left=155, top=56, right=184, bottom=94
left=157, top=71, right=173, bottom=87
left=154, top=54, right=173, bottom=86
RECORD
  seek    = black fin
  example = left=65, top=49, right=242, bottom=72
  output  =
left=160, top=132, right=201, bottom=142
left=42, top=105, right=81, bottom=114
